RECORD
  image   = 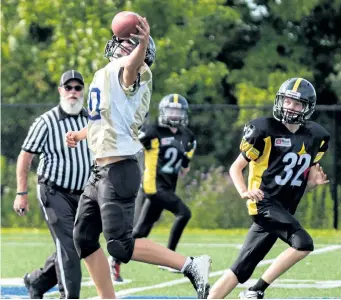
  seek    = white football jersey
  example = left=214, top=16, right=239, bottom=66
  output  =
left=87, top=59, right=152, bottom=159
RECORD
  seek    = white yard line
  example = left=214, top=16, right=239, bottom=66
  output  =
left=1, top=244, right=339, bottom=298
left=2, top=241, right=338, bottom=248
left=113, top=245, right=341, bottom=298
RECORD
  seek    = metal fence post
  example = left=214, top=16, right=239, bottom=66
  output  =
left=332, top=108, right=339, bottom=229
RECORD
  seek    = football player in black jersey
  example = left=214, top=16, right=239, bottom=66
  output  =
left=134, top=94, right=196, bottom=267
left=208, top=78, right=330, bottom=299
left=110, top=93, right=197, bottom=279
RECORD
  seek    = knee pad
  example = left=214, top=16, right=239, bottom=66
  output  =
left=107, top=238, right=134, bottom=263
left=101, top=202, right=134, bottom=263
left=230, top=263, right=255, bottom=284
left=174, top=203, right=192, bottom=221
left=181, top=206, right=192, bottom=221
left=290, top=228, right=314, bottom=251
left=73, top=222, right=101, bottom=259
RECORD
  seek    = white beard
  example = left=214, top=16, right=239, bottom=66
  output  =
left=60, top=95, right=84, bottom=115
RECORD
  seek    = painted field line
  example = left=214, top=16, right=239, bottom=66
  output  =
left=1, top=242, right=244, bottom=248
left=0, top=277, right=132, bottom=287
left=2, top=241, right=339, bottom=249
left=210, top=244, right=341, bottom=277
left=112, top=245, right=341, bottom=298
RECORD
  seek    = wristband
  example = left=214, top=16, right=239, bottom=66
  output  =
left=16, top=191, right=28, bottom=195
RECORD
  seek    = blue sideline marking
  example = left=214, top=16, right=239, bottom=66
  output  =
left=1, top=286, right=58, bottom=298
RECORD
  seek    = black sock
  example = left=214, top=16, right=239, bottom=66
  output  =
left=249, top=278, right=269, bottom=292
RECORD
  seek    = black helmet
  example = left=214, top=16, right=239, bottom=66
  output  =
left=159, top=94, right=189, bottom=128
left=104, top=35, right=156, bottom=67
left=273, top=78, right=316, bottom=124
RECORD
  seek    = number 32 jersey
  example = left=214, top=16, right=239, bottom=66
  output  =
left=240, top=117, right=330, bottom=215
left=140, top=124, right=196, bottom=194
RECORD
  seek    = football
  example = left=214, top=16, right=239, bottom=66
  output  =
left=111, top=11, right=140, bottom=39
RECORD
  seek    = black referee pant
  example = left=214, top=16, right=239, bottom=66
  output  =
left=28, top=183, right=82, bottom=298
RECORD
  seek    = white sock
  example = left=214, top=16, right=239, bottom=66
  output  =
left=181, top=257, right=193, bottom=273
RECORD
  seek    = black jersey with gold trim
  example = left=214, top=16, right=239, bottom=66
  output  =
left=240, top=117, right=330, bottom=215
left=140, top=124, right=196, bottom=194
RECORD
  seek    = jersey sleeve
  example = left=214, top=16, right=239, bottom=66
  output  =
left=112, top=61, right=152, bottom=97
left=182, top=133, right=197, bottom=168
left=240, top=122, right=266, bottom=161
left=22, top=117, right=48, bottom=154
left=313, top=134, right=330, bottom=163
left=139, top=125, right=157, bottom=150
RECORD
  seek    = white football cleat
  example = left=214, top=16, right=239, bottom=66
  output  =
left=183, top=255, right=212, bottom=299
left=239, top=288, right=264, bottom=299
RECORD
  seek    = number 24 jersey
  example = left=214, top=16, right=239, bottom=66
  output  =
left=140, top=124, right=196, bottom=194
left=240, top=117, right=330, bottom=214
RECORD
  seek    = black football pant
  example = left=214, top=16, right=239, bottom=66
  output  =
left=73, top=159, right=141, bottom=263
left=133, top=187, right=146, bottom=226
left=112, top=185, right=146, bottom=265
left=28, top=183, right=82, bottom=298
left=230, top=200, right=314, bottom=283
left=133, top=189, right=192, bottom=251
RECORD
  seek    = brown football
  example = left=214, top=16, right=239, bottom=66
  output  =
left=111, top=11, right=140, bottom=39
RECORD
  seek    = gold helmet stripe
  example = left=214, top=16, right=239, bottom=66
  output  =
left=173, top=94, right=179, bottom=103
left=292, top=78, right=303, bottom=91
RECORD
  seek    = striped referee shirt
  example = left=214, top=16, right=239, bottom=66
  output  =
left=22, top=105, right=92, bottom=191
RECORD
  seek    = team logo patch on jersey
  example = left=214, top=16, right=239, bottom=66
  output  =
left=161, top=137, right=175, bottom=145
left=243, top=124, right=255, bottom=139
left=275, top=138, right=291, bottom=147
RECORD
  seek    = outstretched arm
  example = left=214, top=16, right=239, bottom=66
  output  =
left=121, top=17, right=150, bottom=87
left=66, top=127, right=88, bottom=148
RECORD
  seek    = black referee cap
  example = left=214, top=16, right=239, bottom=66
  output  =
left=59, top=70, right=84, bottom=86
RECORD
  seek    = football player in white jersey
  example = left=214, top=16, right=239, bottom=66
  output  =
left=66, top=14, right=211, bottom=299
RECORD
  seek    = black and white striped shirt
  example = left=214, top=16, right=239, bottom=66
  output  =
left=22, top=105, right=92, bottom=191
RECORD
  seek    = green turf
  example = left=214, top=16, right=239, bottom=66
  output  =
left=1, top=228, right=340, bottom=298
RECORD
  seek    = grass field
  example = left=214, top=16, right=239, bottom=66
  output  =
left=1, top=228, right=341, bottom=299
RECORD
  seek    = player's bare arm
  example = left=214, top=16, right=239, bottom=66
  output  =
left=121, top=16, right=150, bottom=87
left=13, top=150, right=34, bottom=216
left=306, top=163, right=329, bottom=191
left=229, top=153, right=264, bottom=202
left=65, top=127, right=88, bottom=148
left=180, top=166, right=190, bottom=177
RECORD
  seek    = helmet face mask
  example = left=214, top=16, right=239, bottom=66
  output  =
left=104, top=36, right=156, bottom=67
left=273, top=78, right=316, bottom=125
left=159, top=94, right=189, bottom=128
left=104, top=36, right=138, bottom=60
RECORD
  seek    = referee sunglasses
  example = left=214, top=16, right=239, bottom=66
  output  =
left=63, top=85, right=84, bottom=92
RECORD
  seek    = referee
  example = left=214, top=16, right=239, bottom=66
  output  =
left=13, top=70, right=92, bottom=299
